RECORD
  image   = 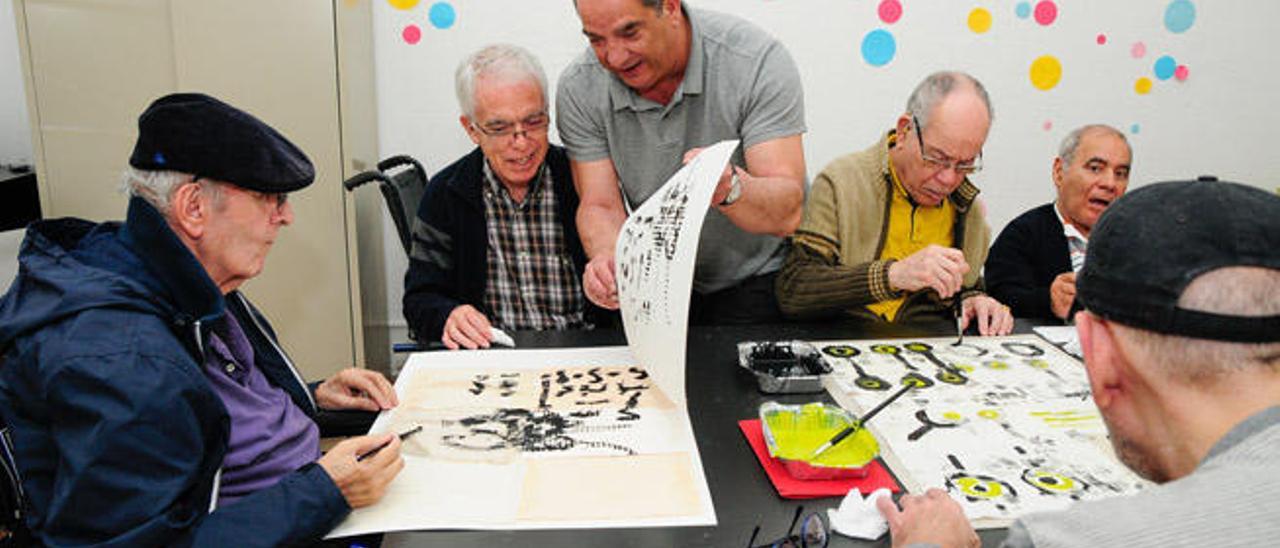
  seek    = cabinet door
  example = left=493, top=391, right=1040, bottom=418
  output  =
left=18, top=0, right=361, bottom=379
left=171, top=1, right=359, bottom=379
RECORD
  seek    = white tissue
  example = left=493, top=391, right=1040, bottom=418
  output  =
left=826, top=487, right=893, bottom=540
left=489, top=327, right=516, bottom=347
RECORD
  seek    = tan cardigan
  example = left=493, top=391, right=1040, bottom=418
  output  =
left=776, top=132, right=991, bottom=322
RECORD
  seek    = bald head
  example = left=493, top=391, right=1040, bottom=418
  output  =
left=906, top=71, right=993, bottom=133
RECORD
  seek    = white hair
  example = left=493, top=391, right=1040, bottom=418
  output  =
left=454, top=44, right=548, bottom=120
left=1058, top=124, right=1130, bottom=166
left=119, top=166, right=220, bottom=215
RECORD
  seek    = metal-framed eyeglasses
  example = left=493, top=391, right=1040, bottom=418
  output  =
left=471, top=111, right=550, bottom=141
left=746, top=505, right=830, bottom=548
left=912, top=115, right=983, bottom=176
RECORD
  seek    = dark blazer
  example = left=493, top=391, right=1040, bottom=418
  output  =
left=403, top=145, right=610, bottom=341
left=985, top=203, right=1072, bottom=322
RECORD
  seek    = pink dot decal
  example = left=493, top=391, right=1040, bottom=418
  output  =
left=1034, top=1, right=1057, bottom=25
left=402, top=24, right=421, bottom=45
left=878, top=0, right=903, bottom=24
left=1043, top=120, right=1053, bottom=131
left=1175, top=65, right=1190, bottom=81
left=1096, top=34, right=1107, bottom=45
left=1131, top=42, right=1147, bottom=58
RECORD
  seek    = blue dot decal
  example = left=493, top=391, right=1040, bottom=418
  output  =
left=1130, top=123, right=1141, bottom=134
left=429, top=2, right=456, bottom=29
left=861, top=29, right=896, bottom=67
left=1153, top=55, right=1177, bottom=80
left=1164, top=0, right=1195, bottom=34
left=1015, top=2, right=1032, bottom=19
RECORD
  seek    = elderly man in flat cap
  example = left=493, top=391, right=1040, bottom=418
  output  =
left=0, top=93, right=403, bottom=546
left=876, top=178, right=1280, bottom=547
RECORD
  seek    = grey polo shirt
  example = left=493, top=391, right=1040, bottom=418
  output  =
left=556, top=5, right=806, bottom=294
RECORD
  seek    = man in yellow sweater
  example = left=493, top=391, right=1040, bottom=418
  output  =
left=776, top=71, right=1012, bottom=335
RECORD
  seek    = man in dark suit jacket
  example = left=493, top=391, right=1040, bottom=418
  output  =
left=404, top=44, right=606, bottom=349
left=986, top=124, right=1132, bottom=321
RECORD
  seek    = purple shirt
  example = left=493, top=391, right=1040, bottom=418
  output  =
left=202, top=312, right=320, bottom=506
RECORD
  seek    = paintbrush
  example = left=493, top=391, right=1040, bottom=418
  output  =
left=357, top=425, right=423, bottom=461
left=810, top=383, right=914, bottom=459
left=952, top=297, right=964, bottom=346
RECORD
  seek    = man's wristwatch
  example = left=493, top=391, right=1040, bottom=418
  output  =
left=719, top=172, right=743, bottom=206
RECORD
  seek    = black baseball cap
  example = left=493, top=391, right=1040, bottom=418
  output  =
left=128, top=93, right=314, bottom=193
left=1077, top=177, right=1280, bottom=342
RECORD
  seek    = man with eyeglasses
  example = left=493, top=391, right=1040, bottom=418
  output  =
left=986, top=124, right=1133, bottom=323
left=0, top=93, right=403, bottom=545
left=404, top=44, right=607, bottom=350
left=777, top=71, right=1013, bottom=335
left=558, top=0, right=807, bottom=325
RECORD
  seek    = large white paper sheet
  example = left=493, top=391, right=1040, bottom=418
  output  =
left=816, top=335, right=1148, bottom=529
left=330, top=142, right=735, bottom=537
left=616, top=140, right=738, bottom=404
left=326, top=346, right=716, bottom=537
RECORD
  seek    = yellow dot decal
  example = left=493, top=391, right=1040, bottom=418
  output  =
left=387, top=0, right=419, bottom=10
left=978, top=409, right=1000, bottom=419
left=968, top=8, right=993, bottom=34
left=1135, top=77, right=1153, bottom=95
left=1029, top=55, right=1063, bottom=91
left=942, top=411, right=963, bottom=422
left=957, top=363, right=975, bottom=372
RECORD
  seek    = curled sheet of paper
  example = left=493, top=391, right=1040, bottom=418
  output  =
left=615, top=140, right=739, bottom=404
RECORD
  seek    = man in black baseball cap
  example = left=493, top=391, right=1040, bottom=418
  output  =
left=0, top=93, right=404, bottom=545
left=874, top=178, right=1280, bottom=547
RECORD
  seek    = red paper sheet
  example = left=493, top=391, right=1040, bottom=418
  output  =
left=738, top=419, right=901, bottom=499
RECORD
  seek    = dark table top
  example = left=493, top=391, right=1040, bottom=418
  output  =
left=386, top=320, right=1032, bottom=547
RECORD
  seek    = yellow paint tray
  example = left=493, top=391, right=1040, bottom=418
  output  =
left=759, top=401, right=879, bottom=480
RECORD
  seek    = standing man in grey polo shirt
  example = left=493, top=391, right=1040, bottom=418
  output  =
left=558, top=0, right=807, bottom=324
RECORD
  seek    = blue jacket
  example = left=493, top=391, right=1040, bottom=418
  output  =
left=0, top=197, right=348, bottom=547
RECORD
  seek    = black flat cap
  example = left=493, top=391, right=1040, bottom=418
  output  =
left=129, top=93, right=314, bottom=193
left=1078, top=177, right=1280, bottom=342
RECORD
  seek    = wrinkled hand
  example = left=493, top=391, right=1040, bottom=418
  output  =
left=961, top=294, right=1014, bottom=336
left=683, top=147, right=736, bottom=206
left=876, top=488, right=980, bottom=548
left=316, top=368, right=397, bottom=412
left=1050, top=272, right=1077, bottom=321
left=888, top=245, right=969, bottom=298
left=583, top=254, right=619, bottom=310
left=442, top=304, right=493, bottom=350
left=318, top=434, right=404, bottom=509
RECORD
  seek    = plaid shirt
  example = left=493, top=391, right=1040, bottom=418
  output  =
left=481, top=161, right=586, bottom=331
